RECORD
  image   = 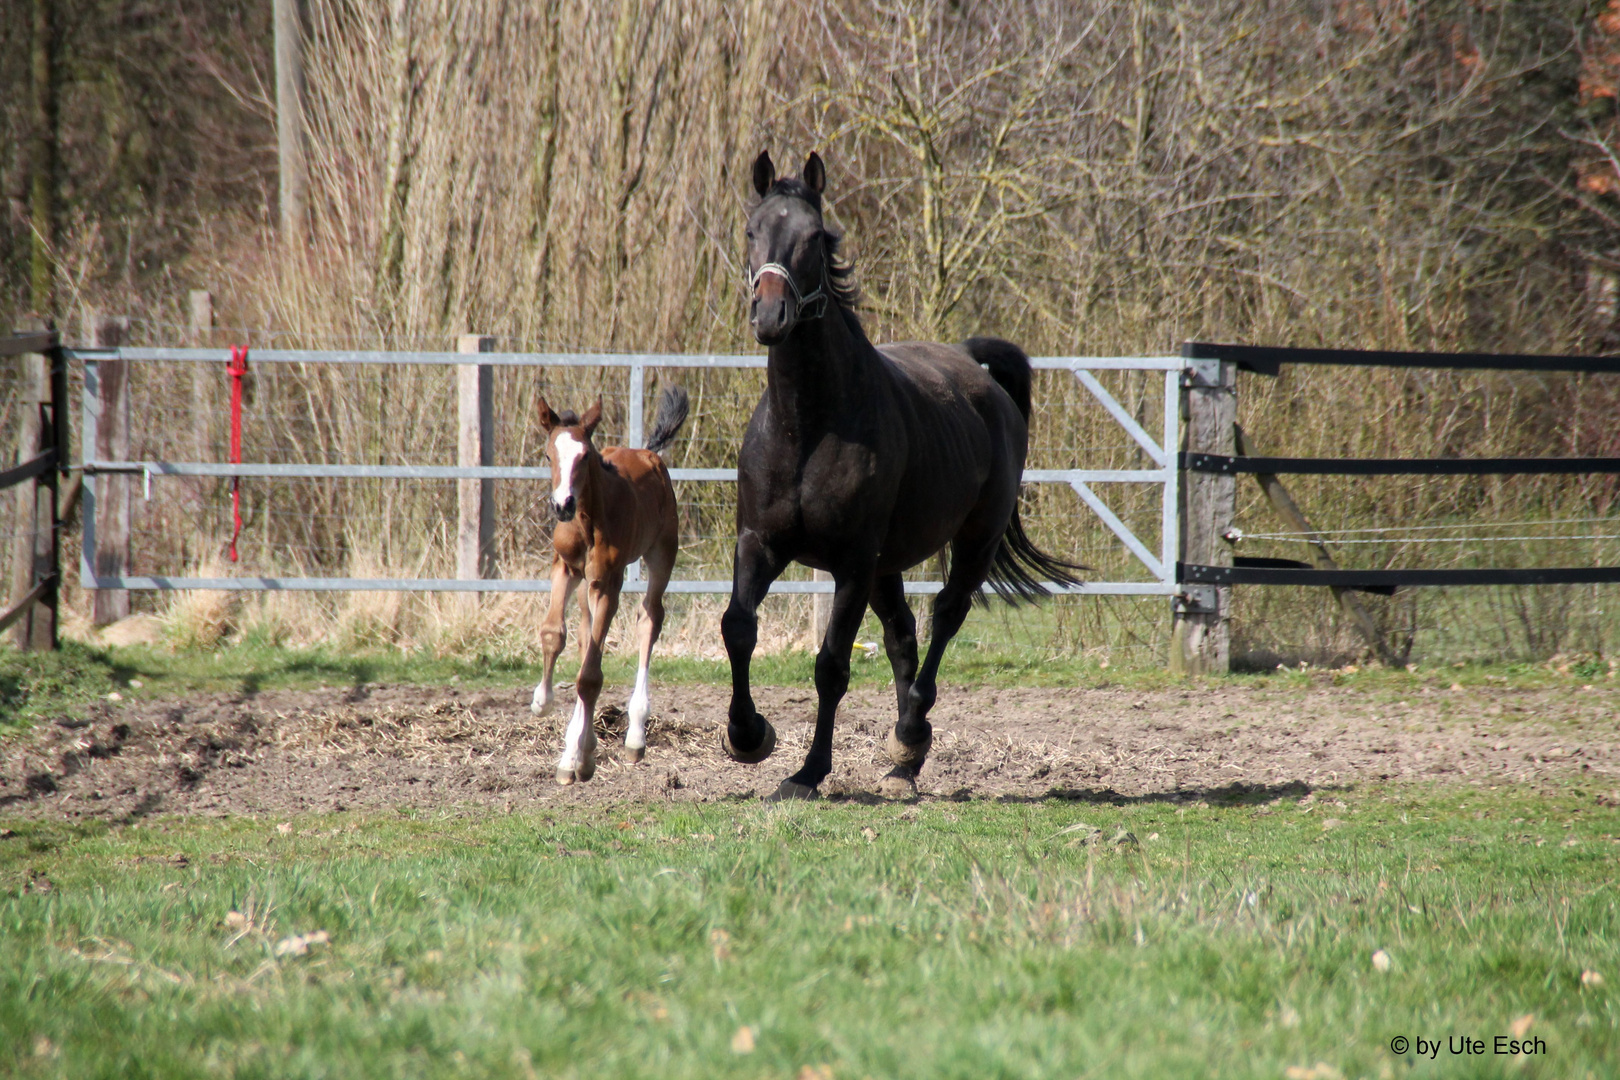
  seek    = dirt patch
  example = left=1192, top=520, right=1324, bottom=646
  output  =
left=2, top=679, right=1616, bottom=820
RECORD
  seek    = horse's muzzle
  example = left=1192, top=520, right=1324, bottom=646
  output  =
left=554, top=496, right=576, bottom=522
left=750, top=289, right=793, bottom=345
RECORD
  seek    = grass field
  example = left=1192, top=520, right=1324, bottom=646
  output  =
left=2, top=642, right=1616, bottom=1076
left=2, top=783, right=1615, bottom=1079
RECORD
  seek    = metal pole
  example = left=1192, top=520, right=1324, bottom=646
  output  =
left=457, top=334, right=496, bottom=606
left=626, top=360, right=645, bottom=583
left=1160, top=368, right=1179, bottom=595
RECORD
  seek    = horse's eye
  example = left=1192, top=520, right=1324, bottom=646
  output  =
left=746, top=229, right=754, bottom=240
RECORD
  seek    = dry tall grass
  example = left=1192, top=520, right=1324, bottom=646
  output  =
left=10, top=0, right=1618, bottom=666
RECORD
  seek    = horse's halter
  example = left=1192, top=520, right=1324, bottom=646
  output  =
left=746, top=208, right=830, bottom=323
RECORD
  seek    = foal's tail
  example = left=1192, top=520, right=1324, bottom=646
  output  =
left=645, top=386, right=690, bottom=456
left=964, top=336, right=1089, bottom=604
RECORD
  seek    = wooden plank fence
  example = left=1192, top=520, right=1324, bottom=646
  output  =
left=2, top=323, right=65, bottom=650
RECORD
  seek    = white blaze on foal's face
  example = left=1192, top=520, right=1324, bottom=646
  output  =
left=551, top=432, right=587, bottom=515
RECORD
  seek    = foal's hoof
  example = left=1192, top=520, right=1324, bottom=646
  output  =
left=555, top=760, right=596, bottom=786
left=886, top=728, right=933, bottom=768
left=624, top=745, right=645, bottom=765
left=720, top=718, right=777, bottom=764
left=878, top=767, right=919, bottom=801
left=766, top=779, right=818, bottom=802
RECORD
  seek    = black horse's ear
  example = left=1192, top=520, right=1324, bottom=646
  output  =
left=752, top=150, right=775, bottom=197
left=581, top=395, right=603, bottom=439
left=537, top=394, right=559, bottom=433
left=803, top=151, right=825, bottom=196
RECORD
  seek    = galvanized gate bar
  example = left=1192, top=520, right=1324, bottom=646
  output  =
left=1073, top=369, right=1168, bottom=467
left=68, top=348, right=772, bottom=368
left=1032, top=356, right=1184, bottom=371
left=626, top=362, right=647, bottom=584
left=1161, top=370, right=1180, bottom=579
left=83, top=574, right=1176, bottom=596
left=87, top=462, right=1171, bottom=484
left=85, top=462, right=560, bottom=480
left=1068, top=480, right=1167, bottom=583
left=71, top=347, right=1184, bottom=370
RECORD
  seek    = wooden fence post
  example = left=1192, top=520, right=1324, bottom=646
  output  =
left=811, top=569, right=832, bottom=642
left=274, top=0, right=308, bottom=240
left=6, top=318, right=60, bottom=650
left=1172, top=354, right=1235, bottom=674
left=457, top=334, right=496, bottom=606
left=88, top=312, right=131, bottom=626
left=188, top=290, right=214, bottom=515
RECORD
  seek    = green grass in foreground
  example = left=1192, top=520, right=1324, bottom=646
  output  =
left=3, top=637, right=1612, bottom=733
left=1, top=786, right=1615, bottom=1078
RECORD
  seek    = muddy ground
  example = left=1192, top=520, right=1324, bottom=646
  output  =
left=2, top=678, right=1617, bottom=821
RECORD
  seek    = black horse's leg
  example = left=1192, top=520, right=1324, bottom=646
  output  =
left=870, top=572, right=926, bottom=800
left=774, top=567, right=873, bottom=799
left=868, top=573, right=919, bottom=712
left=882, top=536, right=999, bottom=797
left=720, top=530, right=784, bottom=764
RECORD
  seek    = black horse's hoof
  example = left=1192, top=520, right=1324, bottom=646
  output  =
left=766, top=779, right=819, bottom=802
left=720, top=717, right=777, bottom=764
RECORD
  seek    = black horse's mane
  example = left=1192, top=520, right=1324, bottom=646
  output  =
left=762, top=179, right=863, bottom=333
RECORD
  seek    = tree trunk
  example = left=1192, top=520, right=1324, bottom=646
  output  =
left=28, top=0, right=58, bottom=314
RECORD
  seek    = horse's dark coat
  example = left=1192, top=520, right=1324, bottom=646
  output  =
left=722, top=151, right=1083, bottom=798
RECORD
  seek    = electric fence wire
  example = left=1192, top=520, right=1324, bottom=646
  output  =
left=1241, top=516, right=1619, bottom=541
left=1247, top=533, right=1620, bottom=546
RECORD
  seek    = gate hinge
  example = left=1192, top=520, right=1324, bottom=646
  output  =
left=1180, top=359, right=1224, bottom=388
left=1174, top=583, right=1218, bottom=615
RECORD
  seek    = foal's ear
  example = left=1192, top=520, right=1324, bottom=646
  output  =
left=802, top=151, right=825, bottom=196
left=752, top=150, right=775, bottom=197
left=537, top=394, right=559, bottom=433
left=581, top=395, right=603, bottom=439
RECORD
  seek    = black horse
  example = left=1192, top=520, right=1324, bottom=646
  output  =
left=720, top=150, right=1083, bottom=800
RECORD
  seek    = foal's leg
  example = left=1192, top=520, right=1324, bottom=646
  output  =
left=775, top=565, right=874, bottom=800
left=869, top=572, right=923, bottom=799
left=531, top=559, right=581, bottom=716
left=625, top=539, right=675, bottom=763
left=557, top=572, right=622, bottom=785
left=720, top=531, right=784, bottom=765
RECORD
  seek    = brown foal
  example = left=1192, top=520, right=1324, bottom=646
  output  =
left=530, top=388, right=686, bottom=784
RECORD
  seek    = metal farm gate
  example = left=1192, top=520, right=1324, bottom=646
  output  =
left=70, top=343, right=1183, bottom=602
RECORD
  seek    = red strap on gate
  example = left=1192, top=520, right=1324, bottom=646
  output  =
left=227, top=345, right=249, bottom=562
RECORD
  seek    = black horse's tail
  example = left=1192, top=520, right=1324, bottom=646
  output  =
left=964, top=336, right=1088, bottom=604
left=645, top=385, right=690, bottom=456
